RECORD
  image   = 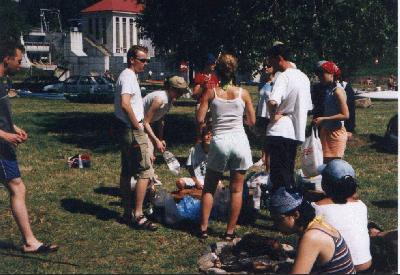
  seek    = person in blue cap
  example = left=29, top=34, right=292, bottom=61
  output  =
left=269, top=187, right=355, bottom=274
left=312, top=159, right=372, bottom=272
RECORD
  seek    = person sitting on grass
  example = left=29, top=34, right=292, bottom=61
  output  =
left=269, top=187, right=355, bottom=274
left=312, top=159, right=372, bottom=272
left=176, top=126, right=211, bottom=190
left=176, top=126, right=223, bottom=191
left=0, top=40, right=58, bottom=253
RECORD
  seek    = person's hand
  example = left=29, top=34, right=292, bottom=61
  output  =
left=14, top=127, right=28, bottom=142
left=156, top=139, right=166, bottom=153
left=312, top=117, right=325, bottom=126
left=3, top=132, right=23, bottom=146
left=160, top=140, right=167, bottom=148
left=271, top=113, right=284, bottom=123
left=195, top=182, right=204, bottom=190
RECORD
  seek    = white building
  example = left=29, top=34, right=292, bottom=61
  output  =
left=81, top=0, right=154, bottom=57
left=64, top=0, right=155, bottom=76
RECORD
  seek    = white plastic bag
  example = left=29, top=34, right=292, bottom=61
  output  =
left=301, top=127, right=323, bottom=177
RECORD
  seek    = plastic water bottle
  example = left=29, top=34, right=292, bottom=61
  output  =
left=253, top=184, right=261, bottom=210
left=78, top=154, right=83, bottom=169
left=162, top=150, right=180, bottom=175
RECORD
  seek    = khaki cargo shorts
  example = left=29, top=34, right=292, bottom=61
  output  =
left=120, top=128, right=154, bottom=179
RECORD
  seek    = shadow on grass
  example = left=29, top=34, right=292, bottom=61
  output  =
left=33, top=112, right=120, bottom=153
left=33, top=112, right=196, bottom=152
left=93, top=186, right=120, bottom=197
left=371, top=200, right=397, bottom=208
left=369, top=134, right=398, bottom=154
left=61, top=198, right=120, bottom=221
left=0, top=240, right=79, bottom=267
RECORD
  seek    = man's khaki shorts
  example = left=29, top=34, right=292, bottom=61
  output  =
left=120, top=128, right=154, bottom=179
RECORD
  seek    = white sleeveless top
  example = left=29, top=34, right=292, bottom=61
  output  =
left=143, top=90, right=172, bottom=123
left=312, top=201, right=372, bottom=265
left=210, top=88, right=245, bottom=135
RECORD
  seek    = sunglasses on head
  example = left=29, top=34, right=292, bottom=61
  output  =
left=136, top=58, right=150, bottom=63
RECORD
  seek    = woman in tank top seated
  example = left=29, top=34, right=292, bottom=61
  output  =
left=143, top=76, right=189, bottom=156
left=312, top=159, right=372, bottom=272
left=269, top=187, right=356, bottom=274
left=196, top=53, right=256, bottom=240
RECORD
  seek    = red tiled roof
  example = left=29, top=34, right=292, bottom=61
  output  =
left=81, top=0, right=144, bottom=14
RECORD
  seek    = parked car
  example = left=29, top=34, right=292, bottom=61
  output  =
left=63, top=75, right=115, bottom=103
left=13, top=75, right=61, bottom=93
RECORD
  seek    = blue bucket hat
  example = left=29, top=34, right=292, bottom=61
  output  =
left=269, top=187, right=303, bottom=215
left=318, top=159, right=356, bottom=184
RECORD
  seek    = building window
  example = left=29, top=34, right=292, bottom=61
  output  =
left=122, top=18, right=127, bottom=52
left=130, top=19, right=134, bottom=46
left=116, top=17, right=120, bottom=52
left=102, top=18, right=107, bottom=44
left=95, top=18, right=100, bottom=40
left=88, top=18, right=93, bottom=34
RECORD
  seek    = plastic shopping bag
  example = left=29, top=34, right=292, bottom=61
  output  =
left=301, top=127, right=323, bottom=177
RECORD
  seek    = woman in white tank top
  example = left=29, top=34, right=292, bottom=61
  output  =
left=196, top=53, right=256, bottom=240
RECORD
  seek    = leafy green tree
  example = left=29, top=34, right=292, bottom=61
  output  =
left=137, top=0, right=396, bottom=76
left=0, top=0, right=29, bottom=42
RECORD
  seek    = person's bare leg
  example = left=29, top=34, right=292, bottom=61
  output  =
left=133, top=178, right=150, bottom=217
left=200, top=169, right=222, bottom=232
left=6, top=178, right=41, bottom=251
left=264, top=151, right=270, bottom=173
left=226, top=170, right=246, bottom=234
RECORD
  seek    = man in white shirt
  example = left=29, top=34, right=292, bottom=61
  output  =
left=114, top=45, right=157, bottom=231
left=265, top=44, right=312, bottom=192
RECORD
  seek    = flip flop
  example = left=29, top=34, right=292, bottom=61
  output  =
left=22, top=244, right=59, bottom=254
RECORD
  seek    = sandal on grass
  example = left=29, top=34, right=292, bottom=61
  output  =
left=134, top=215, right=157, bottom=231
left=199, top=230, right=208, bottom=240
left=222, top=232, right=236, bottom=241
left=22, top=244, right=59, bottom=254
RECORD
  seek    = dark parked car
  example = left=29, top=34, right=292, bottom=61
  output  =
left=63, top=75, right=115, bottom=103
left=13, top=75, right=61, bottom=93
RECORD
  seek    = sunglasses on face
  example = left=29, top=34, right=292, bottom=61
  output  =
left=135, top=58, right=150, bottom=63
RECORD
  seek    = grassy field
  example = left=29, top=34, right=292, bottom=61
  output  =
left=0, top=87, right=397, bottom=273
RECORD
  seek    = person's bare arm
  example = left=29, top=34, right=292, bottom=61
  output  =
left=242, top=89, right=256, bottom=126
left=196, top=88, right=212, bottom=132
left=291, top=232, right=321, bottom=274
left=188, top=166, right=203, bottom=190
left=192, top=84, right=203, bottom=100
left=143, top=97, right=166, bottom=152
left=312, top=88, right=349, bottom=126
left=121, top=94, right=143, bottom=130
left=0, top=129, right=22, bottom=146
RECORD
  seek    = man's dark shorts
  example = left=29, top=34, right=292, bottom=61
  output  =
left=119, top=128, right=154, bottom=179
left=0, top=159, right=21, bottom=183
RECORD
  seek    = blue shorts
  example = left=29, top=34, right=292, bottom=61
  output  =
left=0, top=160, right=21, bottom=183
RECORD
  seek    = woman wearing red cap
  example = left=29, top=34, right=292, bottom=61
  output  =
left=313, top=61, right=349, bottom=163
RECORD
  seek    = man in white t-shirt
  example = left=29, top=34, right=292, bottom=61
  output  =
left=114, top=45, right=157, bottom=231
left=265, top=43, right=312, bottom=192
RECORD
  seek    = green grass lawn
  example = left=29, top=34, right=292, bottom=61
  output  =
left=0, top=88, right=397, bottom=273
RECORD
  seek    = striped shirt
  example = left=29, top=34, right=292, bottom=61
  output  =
left=311, top=228, right=356, bottom=274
